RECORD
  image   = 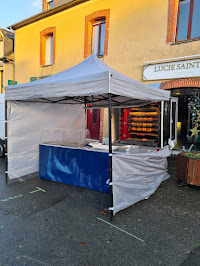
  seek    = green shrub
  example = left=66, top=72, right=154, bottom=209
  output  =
left=184, top=152, right=200, bottom=159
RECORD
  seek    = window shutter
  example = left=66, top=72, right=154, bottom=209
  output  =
left=45, top=36, right=53, bottom=65
left=91, top=25, right=100, bottom=55
left=50, top=36, right=53, bottom=64
left=100, top=22, right=105, bottom=56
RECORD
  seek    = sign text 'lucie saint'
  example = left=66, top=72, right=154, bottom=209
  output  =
left=143, top=59, right=200, bottom=81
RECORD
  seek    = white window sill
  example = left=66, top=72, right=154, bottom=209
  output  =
left=41, top=64, right=53, bottom=67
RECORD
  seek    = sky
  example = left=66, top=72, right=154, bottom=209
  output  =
left=0, top=0, right=42, bottom=30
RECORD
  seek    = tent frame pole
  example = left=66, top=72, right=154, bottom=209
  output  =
left=108, top=93, right=114, bottom=222
left=84, top=96, right=87, bottom=121
left=5, top=100, right=8, bottom=183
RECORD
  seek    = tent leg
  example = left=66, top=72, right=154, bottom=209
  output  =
left=108, top=93, right=114, bottom=222
left=5, top=100, right=8, bottom=183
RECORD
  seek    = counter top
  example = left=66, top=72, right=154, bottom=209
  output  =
left=39, top=143, right=162, bottom=156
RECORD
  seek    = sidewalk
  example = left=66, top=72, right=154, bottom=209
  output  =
left=0, top=157, right=199, bottom=265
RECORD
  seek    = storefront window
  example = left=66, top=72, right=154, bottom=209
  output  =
left=172, top=88, right=200, bottom=151
left=188, top=95, right=200, bottom=144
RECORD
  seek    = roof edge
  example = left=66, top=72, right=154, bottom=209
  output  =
left=8, top=0, right=90, bottom=31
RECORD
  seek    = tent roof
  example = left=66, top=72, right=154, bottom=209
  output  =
left=5, top=55, right=170, bottom=106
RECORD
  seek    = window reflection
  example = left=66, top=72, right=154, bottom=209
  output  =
left=177, top=0, right=190, bottom=41
left=91, top=21, right=105, bottom=56
left=191, top=0, right=200, bottom=38
left=177, top=0, right=200, bottom=41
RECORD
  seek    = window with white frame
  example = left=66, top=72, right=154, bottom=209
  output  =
left=91, top=20, right=105, bottom=57
left=45, top=34, right=53, bottom=66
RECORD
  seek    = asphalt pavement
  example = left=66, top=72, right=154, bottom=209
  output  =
left=0, top=157, right=199, bottom=266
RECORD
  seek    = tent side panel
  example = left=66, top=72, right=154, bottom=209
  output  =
left=112, top=146, right=171, bottom=215
left=7, top=101, right=85, bottom=180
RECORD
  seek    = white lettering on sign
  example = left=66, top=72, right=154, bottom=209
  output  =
left=143, top=59, right=200, bottom=81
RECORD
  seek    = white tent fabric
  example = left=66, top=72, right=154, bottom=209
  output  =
left=5, top=55, right=172, bottom=215
left=112, top=146, right=171, bottom=215
left=7, top=102, right=85, bottom=179
left=5, top=55, right=170, bottom=103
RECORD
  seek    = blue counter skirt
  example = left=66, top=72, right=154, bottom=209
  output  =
left=39, top=145, right=110, bottom=194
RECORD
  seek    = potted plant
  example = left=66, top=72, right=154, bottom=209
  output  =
left=176, top=152, right=200, bottom=186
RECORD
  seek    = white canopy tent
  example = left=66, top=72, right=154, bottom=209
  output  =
left=5, top=55, right=170, bottom=104
left=5, top=55, right=171, bottom=220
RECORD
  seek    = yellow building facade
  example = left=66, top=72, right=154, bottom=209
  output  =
left=9, top=0, right=200, bottom=149
left=9, top=0, right=200, bottom=84
left=6, top=0, right=175, bottom=83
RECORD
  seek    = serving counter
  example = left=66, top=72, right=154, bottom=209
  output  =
left=39, top=143, right=171, bottom=214
left=39, top=144, right=110, bottom=193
